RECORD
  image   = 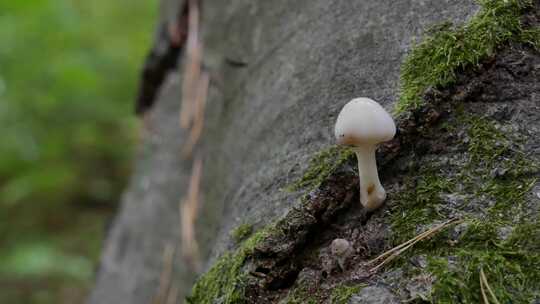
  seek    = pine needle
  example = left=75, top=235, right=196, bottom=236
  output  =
left=367, top=218, right=462, bottom=273
left=480, top=267, right=502, bottom=304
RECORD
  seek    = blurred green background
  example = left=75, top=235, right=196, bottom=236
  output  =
left=0, top=0, right=157, bottom=303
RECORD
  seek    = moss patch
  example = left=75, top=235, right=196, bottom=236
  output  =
left=231, top=223, right=254, bottom=244
left=390, top=170, right=455, bottom=243
left=329, top=284, right=365, bottom=304
left=427, top=219, right=540, bottom=303
left=281, top=286, right=320, bottom=304
left=390, top=106, right=538, bottom=238
left=186, top=227, right=273, bottom=304
left=460, top=114, right=538, bottom=221
left=286, top=146, right=354, bottom=193
left=281, top=283, right=364, bottom=304
left=387, top=111, right=540, bottom=302
left=396, top=0, right=539, bottom=113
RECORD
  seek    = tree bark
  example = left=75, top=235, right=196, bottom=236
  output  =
left=89, top=0, right=540, bottom=303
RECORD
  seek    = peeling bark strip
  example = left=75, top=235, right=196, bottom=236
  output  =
left=180, top=157, right=204, bottom=271
left=135, top=1, right=189, bottom=115
left=180, top=0, right=208, bottom=157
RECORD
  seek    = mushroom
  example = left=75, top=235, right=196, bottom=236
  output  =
left=334, top=97, right=396, bottom=211
left=331, top=238, right=353, bottom=271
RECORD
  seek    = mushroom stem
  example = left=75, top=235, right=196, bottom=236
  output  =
left=354, top=145, right=386, bottom=211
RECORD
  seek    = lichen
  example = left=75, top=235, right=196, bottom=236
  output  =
left=329, top=284, right=365, bottom=304
left=286, top=146, right=354, bottom=193
left=395, top=0, right=539, bottom=113
left=186, top=227, right=274, bottom=304
left=231, top=223, right=254, bottom=244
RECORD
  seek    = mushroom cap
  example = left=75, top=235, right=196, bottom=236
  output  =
left=330, top=238, right=352, bottom=256
left=334, top=97, right=396, bottom=146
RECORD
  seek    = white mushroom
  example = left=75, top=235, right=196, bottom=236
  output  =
left=331, top=238, right=353, bottom=270
left=334, top=97, right=396, bottom=211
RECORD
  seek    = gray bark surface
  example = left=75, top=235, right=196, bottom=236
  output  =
left=88, top=1, right=499, bottom=303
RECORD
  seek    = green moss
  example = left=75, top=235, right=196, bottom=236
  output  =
left=286, top=146, right=354, bottom=192
left=186, top=227, right=274, bottom=304
left=388, top=112, right=540, bottom=301
left=283, top=283, right=365, bottom=303
left=285, top=296, right=318, bottom=304
left=461, top=115, right=539, bottom=220
left=395, top=0, right=537, bottom=113
left=393, top=203, right=540, bottom=302
left=521, top=26, right=540, bottom=48
left=427, top=219, right=540, bottom=303
left=390, top=171, right=455, bottom=243
left=185, top=252, right=245, bottom=304
left=282, top=286, right=320, bottom=304
left=329, top=284, right=365, bottom=304
left=505, top=220, right=540, bottom=251
left=465, top=116, right=509, bottom=165
left=390, top=111, right=538, bottom=240
left=230, top=223, right=253, bottom=244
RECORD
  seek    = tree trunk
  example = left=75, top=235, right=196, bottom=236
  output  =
left=89, top=0, right=540, bottom=303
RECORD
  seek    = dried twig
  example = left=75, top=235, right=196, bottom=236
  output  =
left=367, top=218, right=462, bottom=273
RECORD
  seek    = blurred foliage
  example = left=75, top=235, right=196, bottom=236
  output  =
left=0, top=0, right=157, bottom=303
